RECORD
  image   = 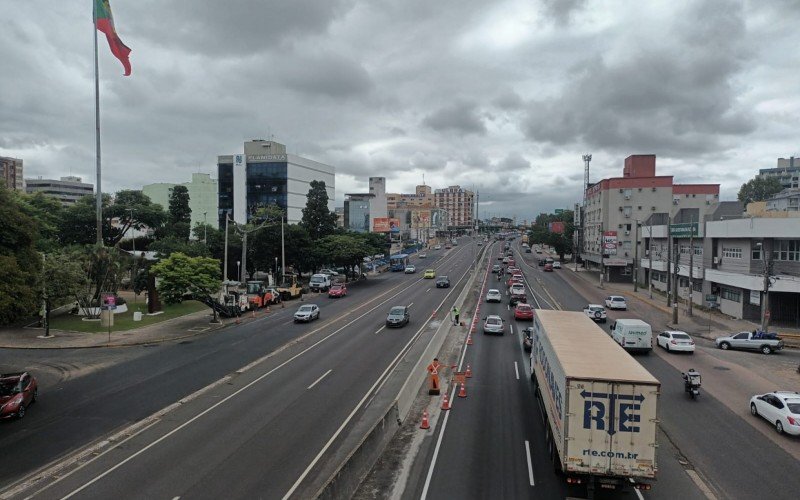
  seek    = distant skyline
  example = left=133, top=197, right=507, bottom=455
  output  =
left=2, top=1, right=799, bottom=220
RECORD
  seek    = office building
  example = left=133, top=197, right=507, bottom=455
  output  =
left=581, top=155, right=719, bottom=282
left=1, top=156, right=24, bottom=191
left=343, top=193, right=373, bottom=233
left=143, top=173, right=219, bottom=230
left=434, top=185, right=474, bottom=229
left=386, top=184, right=434, bottom=210
left=217, top=140, right=335, bottom=226
left=25, top=176, right=94, bottom=206
left=766, top=189, right=800, bottom=212
left=758, top=157, right=800, bottom=190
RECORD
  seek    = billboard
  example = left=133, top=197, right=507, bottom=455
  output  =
left=373, top=217, right=390, bottom=232
left=390, top=218, right=400, bottom=233
left=549, top=221, right=565, bottom=234
left=602, top=231, right=618, bottom=256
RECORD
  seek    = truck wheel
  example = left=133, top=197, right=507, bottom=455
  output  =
left=761, top=345, right=773, bottom=355
left=719, top=342, right=730, bottom=350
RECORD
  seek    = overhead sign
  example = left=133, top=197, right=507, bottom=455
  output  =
left=602, top=231, right=618, bottom=256
left=669, top=222, right=699, bottom=237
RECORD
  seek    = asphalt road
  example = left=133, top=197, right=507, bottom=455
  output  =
left=401, top=239, right=800, bottom=500
left=0, top=240, right=481, bottom=499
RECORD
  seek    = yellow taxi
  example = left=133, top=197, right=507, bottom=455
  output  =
left=423, top=269, right=436, bottom=279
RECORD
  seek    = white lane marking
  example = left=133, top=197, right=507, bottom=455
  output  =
left=307, top=369, right=332, bottom=390
left=426, top=288, right=431, bottom=293
left=514, top=362, right=520, bottom=380
left=635, top=486, right=645, bottom=500
left=524, top=440, right=535, bottom=486
left=172, top=497, right=180, bottom=500
left=375, top=325, right=385, bottom=335
left=408, top=302, right=414, bottom=308
left=510, top=325, right=514, bottom=335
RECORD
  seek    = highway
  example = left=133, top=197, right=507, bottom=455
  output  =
left=0, top=243, right=477, bottom=499
left=397, top=239, right=800, bottom=499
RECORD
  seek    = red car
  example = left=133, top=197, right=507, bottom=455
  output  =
left=507, top=258, right=516, bottom=267
left=328, top=283, right=347, bottom=298
left=506, top=274, right=524, bottom=287
left=543, top=263, right=553, bottom=272
left=1, top=372, right=38, bottom=420
left=514, top=303, right=534, bottom=321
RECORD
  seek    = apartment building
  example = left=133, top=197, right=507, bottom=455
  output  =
left=759, top=157, right=800, bottom=190
left=581, top=155, right=719, bottom=282
left=0, top=156, right=24, bottom=191
left=434, top=185, right=474, bottom=229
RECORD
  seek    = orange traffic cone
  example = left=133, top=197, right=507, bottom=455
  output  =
left=466, top=335, right=473, bottom=345
left=420, top=409, right=431, bottom=429
left=465, top=365, right=473, bottom=378
left=458, top=382, right=467, bottom=398
left=441, top=393, right=451, bottom=411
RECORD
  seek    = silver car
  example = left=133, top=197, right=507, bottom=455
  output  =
left=485, top=289, right=502, bottom=303
left=482, top=315, right=505, bottom=335
left=293, top=304, right=320, bottom=323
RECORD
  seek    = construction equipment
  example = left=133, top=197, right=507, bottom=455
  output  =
left=276, top=274, right=303, bottom=301
left=245, top=281, right=280, bottom=309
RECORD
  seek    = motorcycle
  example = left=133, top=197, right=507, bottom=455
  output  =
left=682, top=370, right=702, bottom=399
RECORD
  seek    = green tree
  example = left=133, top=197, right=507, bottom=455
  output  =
left=15, top=191, right=66, bottom=252
left=737, top=176, right=783, bottom=206
left=150, top=252, right=221, bottom=307
left=41, top=251, right=89, bottom=336
left=301, top=180, right=337, bottom=240
left=167, top=185, right=192, bottom=240
left=0, top=187, right=41, bottom=324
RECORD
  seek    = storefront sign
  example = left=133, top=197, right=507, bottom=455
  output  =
left=749, top=290, right=760, bottom=306
left=602, top=231, right=618, bottom=256
left=669, top=222, right=699, bottom=237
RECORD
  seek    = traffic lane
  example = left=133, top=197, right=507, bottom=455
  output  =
left=28, top=253, right=478, bottom=499
left=0, top=276, right=422, bottom=487
left=639, top=352, right=800, bottom=500
left=421, top=295, right=567, bottom=499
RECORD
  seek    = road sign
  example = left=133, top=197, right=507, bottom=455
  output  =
left=554, top=209, right=564, bottom=214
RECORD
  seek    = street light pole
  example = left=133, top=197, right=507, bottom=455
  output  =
left=203, top=211, right=207, bottom=245
left=223, top=213, right=230, bottom=281
left=672, top=237, right=679, bottom=325
left=648, top=219, right=653, bottom=299
left=126, top=208, right=136, bottom=305
left=633, top=219, right=639, bottom=292
left=688, top=217, right=694, bottom=318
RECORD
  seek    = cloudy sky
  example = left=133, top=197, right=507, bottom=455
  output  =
left=2, top=0, right=798, bottom=221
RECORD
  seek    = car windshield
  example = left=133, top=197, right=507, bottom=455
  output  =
left=390, top=307, right=405, bottom=315
left=330, top=285, right=341, bottom=290
left=487, top=317, right=501, bottom=325
left=298, top=306, right=314, bottom=312
left=0, top=380, right=18, bottom=396
left=310, top=276, right=324, bottom=283
left=517, top=304, right=531, bottom=311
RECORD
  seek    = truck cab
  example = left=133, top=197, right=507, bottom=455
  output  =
left=309, top=274, right=332, bottom=293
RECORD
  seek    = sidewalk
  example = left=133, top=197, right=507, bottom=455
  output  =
left=562, top=263, right=800, bottom=348
left=0, top=309, right=235, bottom=349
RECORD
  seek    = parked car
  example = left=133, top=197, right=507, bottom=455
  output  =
left=552, top=261, right=561, bottom=269
left=404, top=265, right=416, bottom=274
left=0, top=372, right=38, bottom=420
left=750, top=391, right=800, bottom=435
left=482, top=315, right=505, bottom=335
left=435, top=276, right=450, bottom=288
left=386, top=306, right=410, bottom=327
left=328, top=283, right=347, bottom=298
left=657, top=330, right=695, bottom=353
left=543, top=263, right=553, bottom=272
left=293, top=304, right=320, bottom=322
left=514, top=303, right=534, bottom=321
left=423, top=269, right=436, bottom=279
left=605, top=295, right=627, bottom=310
left=485, top=289, right=502, bottom=303
left=715, top=331, right=784, bottom=354
left=583, top=304, right=607, bottom=323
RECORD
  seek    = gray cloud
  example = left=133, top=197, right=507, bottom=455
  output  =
left=279, top=52, right=373, bottom=99
left=540, top=0, right=588, bottom=25
left=423, top=101, right=487, bottom=135
left=496, top=152, right=531, bottom=172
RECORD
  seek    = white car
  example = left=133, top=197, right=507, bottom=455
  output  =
left=750, top=391, right=800, bottom=436
left=482, top=315, right=505, bottom=335
left=605, top=295, right=627, bottom=310
left=583, top=304, right=607, bottom=323
left=657, top=330, right=695, bottom=353
left=485, top=289, right=502, bottom=303
left=404, top=265, right=416, bottom=274
left=552, top=261, right=561, bottom=269
left=293, top=304, right=320, bottom=323
left=418, top=253, right=427, bottom=259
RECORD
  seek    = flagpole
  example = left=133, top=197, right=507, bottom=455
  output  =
left=93, top=0, right=103, bottom=246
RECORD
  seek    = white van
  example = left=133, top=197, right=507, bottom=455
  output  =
left=309, top=274, right=332, bottom=292
left=609, top=319, right=652, bottom=353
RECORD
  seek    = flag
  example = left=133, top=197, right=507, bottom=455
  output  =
left=94, top=0, right=131, bottom=76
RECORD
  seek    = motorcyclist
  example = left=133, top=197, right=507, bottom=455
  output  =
left=682, top=368, right=701, bottom=390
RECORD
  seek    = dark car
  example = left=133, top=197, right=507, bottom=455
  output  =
left=386, top=306, right=410, bottom=327
left=525, top=248, right=532, bottom=253
left=522, top=327, right=533, bottom=352
left=0, top=372, right=38, bottom=420
left=538, top=259, right=546, bottom=267
left=435, top=276, right=450, bottom=288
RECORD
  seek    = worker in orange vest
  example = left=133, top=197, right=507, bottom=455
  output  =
left=427, top=358, right=443, bottom=395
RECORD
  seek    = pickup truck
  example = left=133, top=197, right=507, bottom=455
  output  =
left=715, top=331, right=784, bottom=354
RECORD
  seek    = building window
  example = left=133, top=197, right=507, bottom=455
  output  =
left=772, top=240, right=800, bottom=261
left=623, top=206, right=632, bottom=218
left=752, top=244, right=762, bottom=260
left=693, top=280, right=702, bottom=292
left=680, top=244, right=690, bottom=255
left=659, top=273, right=667, bottom=283
left=720, top=288, right=741, bottom=302
left=694, top=245, right=703, bottom=256
left=722, top=247, right=742, bottom=259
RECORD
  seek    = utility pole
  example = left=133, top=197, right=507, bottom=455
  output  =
left=599, top=221, right=604, bottom=289
left=281, top=212, right=286, bottom=285
left=633, top=219, right=639, bottom=292
left=240, top=232, right=248, bottom=283
left=127, top=208, right=137, bottom=305
left=223, top=214, right=230, bottom=281
left=688, top=217, right=694, bottom=318
left=672, top=235, right=679, bottom=325
left=648, top=218, right=653, bottom=299
left=666, top=214, right=672, bottom=306
left=761, top=254, right=774, bottom=333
